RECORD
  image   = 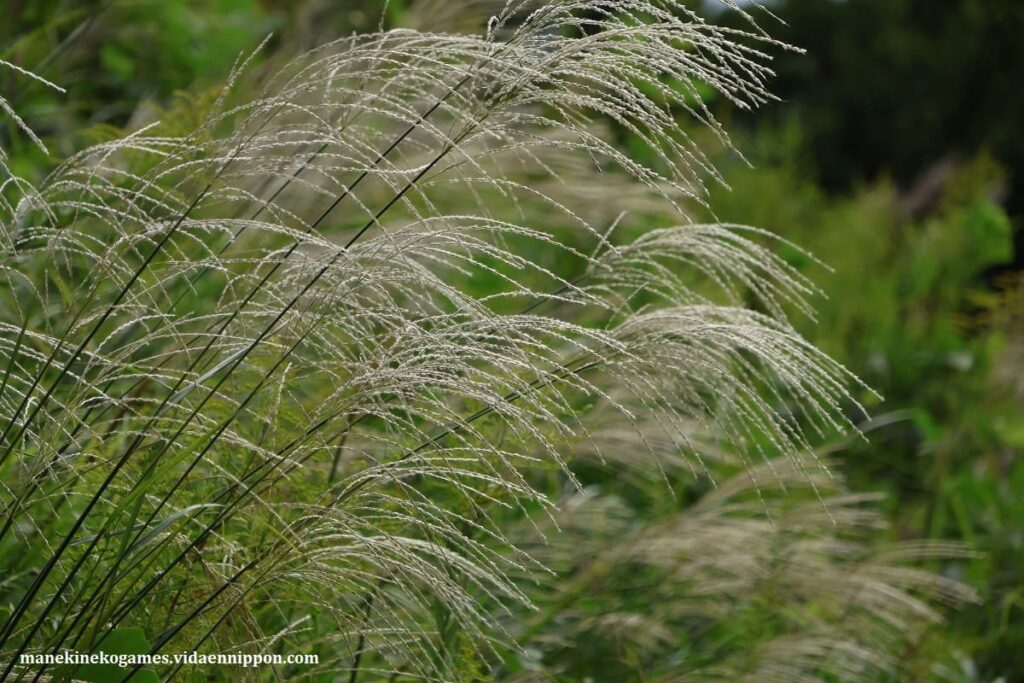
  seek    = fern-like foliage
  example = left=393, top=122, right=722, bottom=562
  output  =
left=0, top=3, right=970, bottom=681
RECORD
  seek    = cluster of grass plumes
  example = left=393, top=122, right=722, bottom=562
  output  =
left=0, top=2, right=971, bottom=681
left=498, top=444, right=977, bottom=681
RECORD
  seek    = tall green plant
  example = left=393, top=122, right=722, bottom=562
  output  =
left=0, top=2, right=971, bottom=681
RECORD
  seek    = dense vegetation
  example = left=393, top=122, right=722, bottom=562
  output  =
left=1, top=1, right=1020, bottom=681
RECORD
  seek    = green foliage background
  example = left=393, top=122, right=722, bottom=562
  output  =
left=2, top=0, right=1021, bottom=680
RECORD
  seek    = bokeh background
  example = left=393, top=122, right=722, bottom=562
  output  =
left=4, top=1, right=1022, bottom=679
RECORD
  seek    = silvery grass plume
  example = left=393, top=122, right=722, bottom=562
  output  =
left=0, top=2, right=964, bottom=681
left=498, top=423, right=978, bottom=681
